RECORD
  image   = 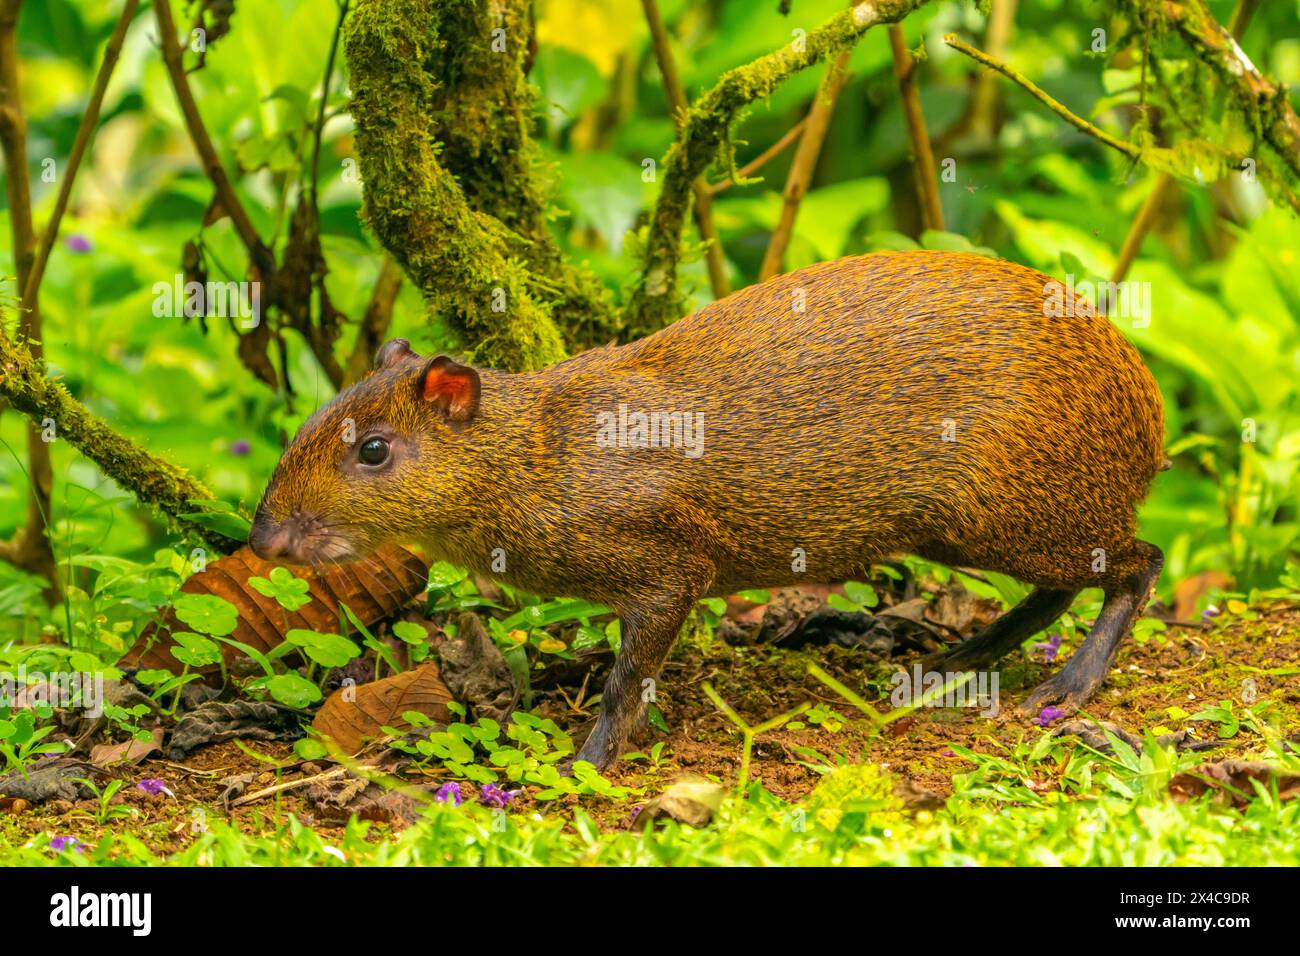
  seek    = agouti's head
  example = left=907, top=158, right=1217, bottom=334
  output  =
left=249, top=339, right=481, bottom=566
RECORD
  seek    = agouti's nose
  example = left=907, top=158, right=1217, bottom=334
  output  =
left=248, top=520, right=298, bottom=561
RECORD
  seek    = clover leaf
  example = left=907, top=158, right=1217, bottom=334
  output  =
left=248, top=566, right=312, bottom=612
left=284, top=629, right=361, bottom=668
left=173, top=593, right=239, bottom=636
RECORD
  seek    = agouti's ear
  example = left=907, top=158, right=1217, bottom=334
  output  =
left=375, top=338, right=416, bottom=369
left=417, top=355, right=480, bottom=427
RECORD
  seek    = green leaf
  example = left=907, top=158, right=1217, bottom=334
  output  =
left=842, top=580, right=878, bottom=609
left=284, top=629, right=361, bottom=668
left=391, top=621, right=427, bottom=645
left=265, top=673, right=322, bottom=709
left=248, top=566, right=312, bottom=612
left=169, top=631, right=224, bottom=668
left=426, top=561, right=468, bottom=589
left=172, top=593, right=239, bottom=637
left=177, top=502, right=252, bottom=541
left=293, top=737, right=329, bottom=760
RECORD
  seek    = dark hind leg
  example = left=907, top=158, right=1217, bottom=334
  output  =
left=923, top=587, right=1078, bottom=672
left=1019, top=541, right=1163, bottom=714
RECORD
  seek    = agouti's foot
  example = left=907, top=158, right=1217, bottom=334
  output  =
left=1017, top=666, right=1105, bottom=717
left=571, top=725, right=618, bottom=772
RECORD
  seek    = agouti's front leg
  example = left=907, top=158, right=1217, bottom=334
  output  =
left=574, top=594, right=696, bottom=770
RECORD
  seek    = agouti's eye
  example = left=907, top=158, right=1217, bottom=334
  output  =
left=358, top=437, right=390, bottom=466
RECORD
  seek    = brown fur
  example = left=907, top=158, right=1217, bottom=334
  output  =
left=252, top=251, right=1166, bottom=766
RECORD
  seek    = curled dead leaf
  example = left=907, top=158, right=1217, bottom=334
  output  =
left=120, top=544, right=429, bottom=679
left=312, top=661, right=454, bottom=754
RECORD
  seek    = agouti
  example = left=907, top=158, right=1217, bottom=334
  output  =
left=250, top=251, right=1165, bottom=768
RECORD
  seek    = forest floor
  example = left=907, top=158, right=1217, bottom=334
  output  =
left=2, top=596, right=1297, bottom=864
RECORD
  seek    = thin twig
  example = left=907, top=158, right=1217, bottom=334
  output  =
left=0, top=0, right=59, bottom=597
left=708, top=118, right=808, bottom=195
left=307, top=0, right=349, bottom=213
left=1111, top=174, right=1176, bottom=283
left=154, top=0, right=271, bottom=272
left=641, top=0, right=730, bottom=299
left=759, top=51, right=851, bottom=281
left=342, top=256, right=403, bottom=387
left=229, top=765, right=346, bottom=808
left=889, top=24, right=944, bottom=231
left=944, top=33, right=1142, bottom=161
left=23, top=0, right=140, bottom=306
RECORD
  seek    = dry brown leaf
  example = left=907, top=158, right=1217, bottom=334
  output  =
left=1173, top=570, right=1234, bottom=620
left=926, top=580, right=1001, bottom=637
left=89, top=728, right=163, bottom=768
left=120, top=544, right=429, bottom=679
left=634, top=778, right=726, bottom=830
left=312, top=661, right=454, bottom=753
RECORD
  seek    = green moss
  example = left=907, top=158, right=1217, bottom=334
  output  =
left=344, top=0, right=621, bottom=370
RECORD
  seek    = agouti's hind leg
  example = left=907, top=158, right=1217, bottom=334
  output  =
left=1019, top=542, right=1163, bottom=714
left=922, top=587, right=1077, bottom=672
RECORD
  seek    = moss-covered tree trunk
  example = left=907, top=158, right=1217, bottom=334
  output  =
left=345, top=0, right=618, bottom=372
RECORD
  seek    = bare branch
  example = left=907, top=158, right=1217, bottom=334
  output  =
left=0, top=0, right=58, bottom=596
left=154, top=0, right=272, bottom=273
left=759, top=51, right=851, bottom=281
left=889, top=24, right=944, bottom=232
left=24, top=0, right=140, bottom=306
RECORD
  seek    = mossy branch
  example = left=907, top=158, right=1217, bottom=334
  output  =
left=643, top=0, right=731, bottom=299
left=1159, top=0, right=1300, bottom=183
left=0, top=323, right=240, bottom=553
left=948, top=17, right=1300, bottom=216
left=624, top=0, right=933, bottom=335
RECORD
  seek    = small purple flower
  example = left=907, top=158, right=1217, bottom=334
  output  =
left=478, top=783, right=518, bottom=809
left=1033, top=705, right=1066, bottom=727
left=49, top=835, right=85, bottom=853
left=1033, top=633, right=1063, bottom=662
left=941, top=748, right=956, bottom=757
left=65, top=234, right=92, bottom=253
left=230, top=439, right=251, bottom=456
left=434, top=781, right=463, bottom=806
left=1201, top=605, right=1220, bottom=625
left=137, top=778, right=169, bottom=796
